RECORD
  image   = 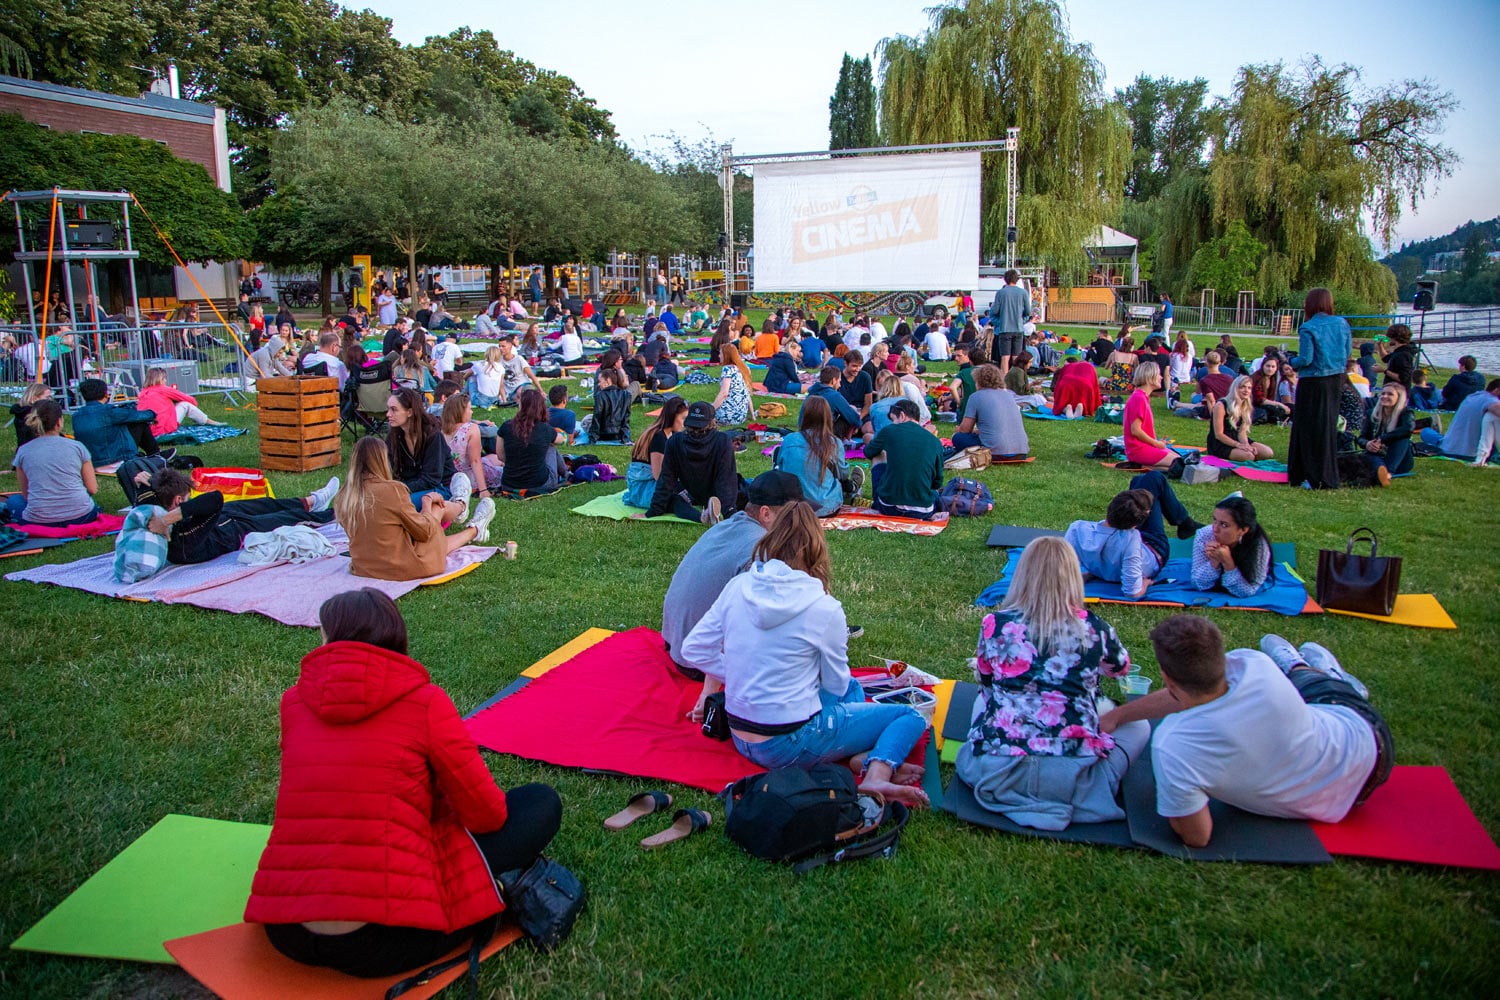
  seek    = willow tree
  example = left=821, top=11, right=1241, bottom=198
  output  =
left=1184, top=59, right=1456, bottom=309
left=878, top=0, right=1130, bottom=279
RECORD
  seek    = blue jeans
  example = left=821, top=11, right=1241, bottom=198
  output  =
left=5, top=493, right=101, bottom=526
left=409, top=486, right=451, bottom=511
left=1419, top=427, right=1443, bottom=448
left=1129, top=470, right=1191, bottom=567
left=733, top=679, right=927, bottom=772
left=952, top=430, right=983, bottom=450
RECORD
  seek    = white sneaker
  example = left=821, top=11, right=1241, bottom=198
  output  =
left=1258, top=633, right=1305, bottom=675
left=308, top=476, right=340, bottom=512
left=1298, top=642, right=1369, bottom=699
left=848, top=465, right=866, bottom=500
left=467, top=497, right=496, bottom=544
left=449, top=472, right=473, bottom=524
left=701, top=496, right=723, bottom=526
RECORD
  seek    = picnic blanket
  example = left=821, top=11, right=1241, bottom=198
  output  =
left=10, top=814, right=271, bottom=964
left=820, top=505, right=949, bottom=536
left=465, top=627, right=762, bottom=792
left=167, top=922, right=522, bottom=1000
left=5, top=523, right=497, bottom=627
left=1200, top=454, right=1290, bottom=483
left=154, top=425, right=249, bottom=446
left=975, top=550, right=1315, bottom=616
left=1021, top=410, right=1082, bottom=421
left=569, top=490, right=698, bottom=524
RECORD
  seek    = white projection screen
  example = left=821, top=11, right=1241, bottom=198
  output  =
left=752, top=151, right=981, bottom=292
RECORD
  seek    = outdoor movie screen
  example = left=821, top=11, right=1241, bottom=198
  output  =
left=751, top=150, right=981, bottom=292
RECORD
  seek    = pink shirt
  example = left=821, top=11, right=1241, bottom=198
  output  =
left=138, top=384, right=196, bottom=436
left=1123, top=389, right=1168, bottom=465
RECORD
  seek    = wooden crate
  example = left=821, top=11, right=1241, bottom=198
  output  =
left=257, top=376, right=342, bottom=473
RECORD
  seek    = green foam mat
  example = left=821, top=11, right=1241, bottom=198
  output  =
left=11, top=814, right=271, bottom=964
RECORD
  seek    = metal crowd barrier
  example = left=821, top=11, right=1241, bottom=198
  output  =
left=0, top=321, right=253, bottom=410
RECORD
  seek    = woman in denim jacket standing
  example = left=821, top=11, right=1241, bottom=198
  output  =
left=1287, top=288, right=1352, bottom=489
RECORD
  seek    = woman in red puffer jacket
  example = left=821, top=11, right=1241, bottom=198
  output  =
left=244, top=588, right=562, bottom=977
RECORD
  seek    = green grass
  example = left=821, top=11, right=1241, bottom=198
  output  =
left=2, top=343, right=1498, bottom=999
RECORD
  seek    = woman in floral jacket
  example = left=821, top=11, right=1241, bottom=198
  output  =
left=956, top=536, right=1151, bottom=830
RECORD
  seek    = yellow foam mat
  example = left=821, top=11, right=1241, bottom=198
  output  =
left=520, top=627, right=616, bottom=678
left=1327, top=594, right=1457, bottom=630
left=929, top=679, right=957, bottom=750
left=417, top=560, right=482, bottom=588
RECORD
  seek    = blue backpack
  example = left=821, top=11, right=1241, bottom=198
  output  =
left=938, top=477, right=994, bottom=517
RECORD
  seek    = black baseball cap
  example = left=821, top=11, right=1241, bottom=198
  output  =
left=746, top=470, right=805, bottom=507
left=684, top=401, right=715, bottom=429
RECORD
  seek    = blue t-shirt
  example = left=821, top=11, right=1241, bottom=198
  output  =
left=799, top=335, right=825, bottom=368
left=548, top=406, right=577, bottom=435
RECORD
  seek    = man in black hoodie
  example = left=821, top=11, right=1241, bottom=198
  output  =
left=647, top=401, right=744, bottom=524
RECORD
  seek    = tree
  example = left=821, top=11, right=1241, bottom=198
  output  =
left=411, top=28, right=615, bottom=142
left=0, top=112, right=253, bottom=267
left=1116, top=75, right=1214, bottom=201
left=272, top=100, right=474, bottom=295
left=878, top=0, right=1131, bottom=279
left=1185, top=221, right=1266, bottom=306
left=1183, top=58, right=1457, bottom=308
left=829, top=54, right=878, bottom=151
left=1459, top=227, right=1488, bottom=282
left=248, top=189, right=360, bottom=310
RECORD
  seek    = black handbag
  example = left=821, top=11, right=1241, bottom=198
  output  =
left=497, top=857, right=586, bottom=952
left=701, top=691, right=731, bottom=741
left=1316, top=527, right=1402, bottom=616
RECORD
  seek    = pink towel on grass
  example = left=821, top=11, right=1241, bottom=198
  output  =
left=1200, top=455, right=1290, bottom=483
left=14, top=514, right=126, bottom=538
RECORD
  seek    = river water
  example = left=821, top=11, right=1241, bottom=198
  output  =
left=1387, top=304, right=1499, bottom=372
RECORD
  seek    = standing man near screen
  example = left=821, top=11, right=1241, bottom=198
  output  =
left=988, top=270, right=1031, bottom=381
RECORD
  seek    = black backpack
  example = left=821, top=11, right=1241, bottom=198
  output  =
left=116, top=454, right=169, bottom=506
left=719, top=765, right=910, bottom=875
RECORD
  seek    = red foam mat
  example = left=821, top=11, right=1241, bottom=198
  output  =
left=464, top=627, right=761, bottom=793
left=1311, top=766, right=1500, bottom=870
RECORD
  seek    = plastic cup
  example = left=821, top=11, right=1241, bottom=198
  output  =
left=1120, top=675, right=1152, bottom=698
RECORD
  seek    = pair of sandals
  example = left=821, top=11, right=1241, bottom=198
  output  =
left=603, top=791, right=711, bottom=849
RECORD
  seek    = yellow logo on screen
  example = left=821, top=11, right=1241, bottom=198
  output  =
left=791, top=193, right=939, bottom=263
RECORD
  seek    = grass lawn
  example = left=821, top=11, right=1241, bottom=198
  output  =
left=1, top=341, right=1497, bottom=998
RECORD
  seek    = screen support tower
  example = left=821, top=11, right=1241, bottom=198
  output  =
left=719, top=143, right=734, bottom=302
left=1005, top=127, right=1019, bottom=270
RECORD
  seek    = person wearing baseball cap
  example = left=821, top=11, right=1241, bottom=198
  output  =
left=659, top=466, right=808, bottom=679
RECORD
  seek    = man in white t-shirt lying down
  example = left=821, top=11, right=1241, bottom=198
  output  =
left=1098, top=615, right=1394, bottom=848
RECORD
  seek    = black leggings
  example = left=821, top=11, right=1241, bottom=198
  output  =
left=265, top=783, right=562, bottom=978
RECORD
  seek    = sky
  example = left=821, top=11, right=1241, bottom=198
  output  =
left=368, top=0, right=1499, bottom=250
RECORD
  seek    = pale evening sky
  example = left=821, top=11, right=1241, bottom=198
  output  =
left=367, top=0, right=1498, bottom=250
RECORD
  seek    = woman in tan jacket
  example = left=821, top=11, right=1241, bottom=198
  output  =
left=335, top=437, right=497, bottom=581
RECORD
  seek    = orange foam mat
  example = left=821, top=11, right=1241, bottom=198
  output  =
left=1326, top=594, right=1457, bottom=630
left=165, top=921, right=522, bottom=1000
left=521, top=627, right=615, bottom=678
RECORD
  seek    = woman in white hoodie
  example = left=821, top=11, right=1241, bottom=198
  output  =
left=681, top=502, right=930, bottom=808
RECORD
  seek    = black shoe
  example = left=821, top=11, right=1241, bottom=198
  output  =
left=157, top=447, right=177, bottom=463
left=847, top=625, right=864, bottom=640
left=1177, top=518, right=1205, bottom=540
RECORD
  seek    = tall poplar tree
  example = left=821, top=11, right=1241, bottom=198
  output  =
left=828, top=54, right=878, bottom=151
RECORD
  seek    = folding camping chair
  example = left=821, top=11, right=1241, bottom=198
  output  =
left=342, top=361, right=393, bottom=438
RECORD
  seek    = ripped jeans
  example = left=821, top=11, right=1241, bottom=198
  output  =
left=734, top=679, right=927, bottom=773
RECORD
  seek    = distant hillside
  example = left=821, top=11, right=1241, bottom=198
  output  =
left=1380, top=217, right=1500, bottom=305
left=1381, top=217, right=1500, bottom=268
